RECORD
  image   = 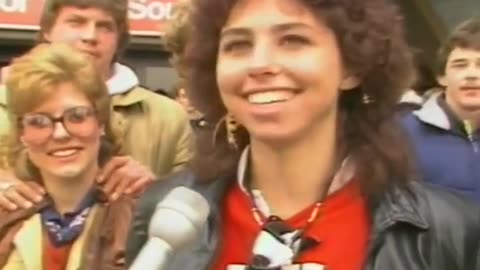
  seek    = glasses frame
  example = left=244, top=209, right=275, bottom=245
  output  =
left=19, top=106, right=98, bottom=144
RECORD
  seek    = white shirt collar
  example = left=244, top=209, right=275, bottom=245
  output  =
left=236, top=146, right=356, bottom=216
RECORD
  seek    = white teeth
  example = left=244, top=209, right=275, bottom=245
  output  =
left=247, top=91, right=295, bottom=104
left=51, top=149, right=78, bottom=157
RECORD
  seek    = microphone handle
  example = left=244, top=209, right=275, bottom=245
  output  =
left=129, top=237, right=172, bottom=270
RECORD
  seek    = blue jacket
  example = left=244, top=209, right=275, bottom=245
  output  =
left=401, top=93, right=480, bottom=203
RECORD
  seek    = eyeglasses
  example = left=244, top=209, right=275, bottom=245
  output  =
left=20, top=106, right=98, bottom=144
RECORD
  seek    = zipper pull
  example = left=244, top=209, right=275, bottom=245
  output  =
left=463, top=120, right=478, bottom=153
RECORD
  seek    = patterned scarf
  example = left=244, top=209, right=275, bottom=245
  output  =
left=40, top=188, right=98, bottom=247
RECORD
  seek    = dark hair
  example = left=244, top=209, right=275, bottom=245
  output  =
left=437, top=17, right=480, bottom=75
left=37, top=0, right=130, bottom=61
left=163, top=0, right=193, bottom=77
left=186, top=0, right=416, bottom=196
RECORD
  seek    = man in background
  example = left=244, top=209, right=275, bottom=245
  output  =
left=402, top=18, right=480, bottom=203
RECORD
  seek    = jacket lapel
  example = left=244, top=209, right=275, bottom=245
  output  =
left=365, top=183, right=430, bottom=270
left=12, top=207, right=100, bottom=270
left=66, top=206, right=99, bottom=270
left=371, top=183, right=429, bottom=232
left=13, top=215, right=42, bottom=270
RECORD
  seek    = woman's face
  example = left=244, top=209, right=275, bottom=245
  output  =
left=217, top=0, right=354, bottom=145
left=20, top=82, right=103, bottom=181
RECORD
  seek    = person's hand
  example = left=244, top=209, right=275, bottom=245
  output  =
left=97, top=156, right=155, bottom=201
left=0, top=171, right=45, bottom=211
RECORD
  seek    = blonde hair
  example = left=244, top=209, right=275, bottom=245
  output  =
left=5, top=43, right=122, bottom=180
left=163, top=0, right=193, bottom=77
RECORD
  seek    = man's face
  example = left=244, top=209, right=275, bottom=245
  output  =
left=43, top=6, right=119, bottom=79
left=440, top=47, right=480, bottom=117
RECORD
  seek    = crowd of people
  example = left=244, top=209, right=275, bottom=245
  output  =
left=0, top=0, right=478, bottom=269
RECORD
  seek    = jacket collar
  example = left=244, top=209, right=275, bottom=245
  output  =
left=111, top=86, right=150, bottom=107
left=106, top=63, right=139, bottom=96
left=414, top=92, right=451, bottom=131
left=237, top=147, right=354, bottom=194
left=399, top=89, right=423, bottom=105
left=371, top=183, right=429, bottom=232
left=12, top=207, right=100, bottom=270
left=236, top=146, right=354, bottom=216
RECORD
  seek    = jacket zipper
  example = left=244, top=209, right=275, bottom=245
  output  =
left=463, top=120, right=478, bottom=153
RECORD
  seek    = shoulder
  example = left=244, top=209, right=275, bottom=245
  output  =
left=133, top=86, right=185, bottom=112
left=399, top=111, right=422, bottom=130
left=412, top=182, right=480, bottom=243
left=135, top=170, right=198, bottom=218
left=0, top=207, right=41, bottom=228
left=399, top=111, right=437, bottom=143
left=128, top=86, right=189, bottom=125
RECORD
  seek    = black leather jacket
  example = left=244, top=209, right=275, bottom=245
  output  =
left=126, top=170, right=480, bottom=270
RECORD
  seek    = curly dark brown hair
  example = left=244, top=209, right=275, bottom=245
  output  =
left=437, top=17, right=480, bottom=76
left=185, top=0, right=416, bottom=196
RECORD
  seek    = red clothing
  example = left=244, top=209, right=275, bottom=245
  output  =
left=211, top=180, right=370, bottom=270
left=42, top=231, right=73, bottom=270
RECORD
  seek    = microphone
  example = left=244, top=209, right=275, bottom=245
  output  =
left=129, top=186, right=210, bottom=270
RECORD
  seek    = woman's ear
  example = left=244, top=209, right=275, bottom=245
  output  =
left=437, top=75, right=447, bottom=87
left=339, top=75, right=362, bottom=91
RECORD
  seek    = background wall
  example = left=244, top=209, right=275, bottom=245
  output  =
left=430, top=0, right=479, bottom=31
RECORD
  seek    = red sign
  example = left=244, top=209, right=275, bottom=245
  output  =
left=0, top=0, right=177, bottom=36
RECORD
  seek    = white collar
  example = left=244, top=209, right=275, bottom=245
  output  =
left=236, top=146, right=356, bottom=216
left=106, top=63, right=139, bottom=95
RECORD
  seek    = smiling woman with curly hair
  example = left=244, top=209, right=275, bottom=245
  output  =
left=127, top=1, right=480, bottom=269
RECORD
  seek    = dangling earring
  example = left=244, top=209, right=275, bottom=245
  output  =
left=226, top=114, right=239, bottom=149
left=362, top=93, right=374, bottom=105
left=213, top=114, right=239, bottom=150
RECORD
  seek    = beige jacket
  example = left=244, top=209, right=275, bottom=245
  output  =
left=109, top=85, right=194, bottom=176
left=0, top=74, right=194, bottom=177
left=1, top=207, right=100, bottom=270
left=0, top=196, right=135, bottom=270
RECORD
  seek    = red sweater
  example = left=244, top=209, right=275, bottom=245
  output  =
left=211, top=180, right=370, bottom=270
left=43, top=231, right=73, bottom=270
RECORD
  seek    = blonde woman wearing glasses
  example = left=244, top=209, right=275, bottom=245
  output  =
left=0, top=43, right=133, bottom=270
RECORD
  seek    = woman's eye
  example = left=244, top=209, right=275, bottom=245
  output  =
left=23, top=115, right=51, bottom=129
left=280, top=35, right=310, bottom=48
left=450, top=63, right=468, bottom=69
left=222, top=40, right=252, bottom=54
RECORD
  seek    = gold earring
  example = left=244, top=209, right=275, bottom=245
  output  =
left=362, top=93, right=374, bottom=104
left=226, top=114, right=239, bottom=149
left=213, top=114, right=239, bottom=149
